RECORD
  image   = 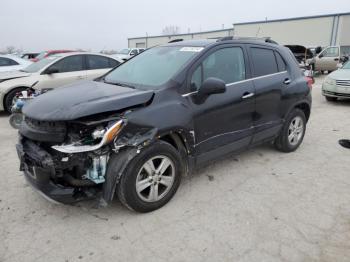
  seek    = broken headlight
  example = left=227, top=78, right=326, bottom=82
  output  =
left=52, top=120, right=124, bottom=153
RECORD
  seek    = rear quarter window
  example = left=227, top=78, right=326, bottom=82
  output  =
left=251, top=47, right=278, bottom=77
left=274, top=51, right=287, bottom=72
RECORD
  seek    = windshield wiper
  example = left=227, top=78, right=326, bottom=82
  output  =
left=103, top=79, right=135, bottom=89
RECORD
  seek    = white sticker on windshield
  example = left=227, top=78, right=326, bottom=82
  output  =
left=180, top=47, right=204, bottom=52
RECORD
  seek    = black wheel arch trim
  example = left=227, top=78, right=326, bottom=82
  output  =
left=285, top=99, right=311, bottom=122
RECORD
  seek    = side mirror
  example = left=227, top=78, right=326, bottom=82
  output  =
left=45, top=67, right=59, bottom=74
left=198, top=77, right=226, bottom=96
left=318, top=53, right=324, bottom=59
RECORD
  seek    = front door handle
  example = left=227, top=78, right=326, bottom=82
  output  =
left=242, top=92, right=255, bottom=99
left=283, top=78, right=291, bottom=85
left=334, top=58, right=339, bottom=61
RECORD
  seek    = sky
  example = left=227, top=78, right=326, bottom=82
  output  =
left=0, top=0, right=349, bottom=52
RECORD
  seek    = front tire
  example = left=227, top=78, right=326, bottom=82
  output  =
left=275, top=109, right=306, bottom=153
left=116, top=141, right=182, bottom=212
left=325, top=96, right=337, bottom=102
left=4, top=87, right=26, bottom=113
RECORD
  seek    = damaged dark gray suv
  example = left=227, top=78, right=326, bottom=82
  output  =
left=16, top=38, right=312, bottom=212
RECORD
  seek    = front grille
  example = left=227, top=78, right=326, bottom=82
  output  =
left=25, top=117, right=67, bottom=133
left=20, top=117, right=67, bottom=143
left=336, top=80, right=350, bottom=87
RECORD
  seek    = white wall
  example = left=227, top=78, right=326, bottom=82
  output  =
left=234, top=17, right=334, bottom=47
left=337, top=14, right=350, bottom=46
left=128, top=14, right=350, bottom=49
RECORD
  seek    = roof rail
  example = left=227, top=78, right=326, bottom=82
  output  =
left=168, top=39, right=184, bottom=43
left=216, top=36, right=233, bottom=42
left=216, top=36, right=278, bottom=44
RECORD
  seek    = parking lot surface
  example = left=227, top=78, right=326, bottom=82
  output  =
left=1, top=76, right=350, bottom=262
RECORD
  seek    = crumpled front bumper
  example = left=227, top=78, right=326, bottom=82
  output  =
left=16, top=138, right=96, bottom=204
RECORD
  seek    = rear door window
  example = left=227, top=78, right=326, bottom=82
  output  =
left=87, top=55, right=112, bottom=70
left=109, top=58, right=120, bottom=68
left=251, top=47, right=278, bottom=77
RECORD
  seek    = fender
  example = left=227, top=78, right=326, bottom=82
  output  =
left=102, top=147, right=139, bottom=203
left=284, top=97, right=311, bottom=122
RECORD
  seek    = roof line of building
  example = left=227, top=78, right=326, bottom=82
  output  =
left=233, top=12, right=350, bottom=26
left=128, top=28, right=233, bottom=40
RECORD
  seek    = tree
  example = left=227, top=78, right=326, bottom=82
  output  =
left=5, top=46, right=16, bottom=54
left=162, top=26, right=181, bottom=36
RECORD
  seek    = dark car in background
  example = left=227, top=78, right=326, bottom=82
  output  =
left=17, top=38, right=312, bottom=212
left=285, top=45, right=314, bottom=66
left=21, top=53, right=39, bottom=60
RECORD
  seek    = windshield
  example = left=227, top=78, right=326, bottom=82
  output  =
left=342, top=61, right=350, bottom=69
left=21, top=56, right=60, bottom=73
left=118, top=49, right=130, bottom=55
left=104, top=46, right=201, bottom=87
left=35, top=51, right=48, bottom=60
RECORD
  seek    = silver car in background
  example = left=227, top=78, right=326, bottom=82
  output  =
left=322, top=61, right=350, bottom=101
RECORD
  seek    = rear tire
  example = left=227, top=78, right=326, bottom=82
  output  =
left=116, top=140, right=183, bottom=212
left=274, top=109, right=306, bottom=153
left=4, top=87, right=26, bottom=113
left=325, top=96, right=337, bottom=102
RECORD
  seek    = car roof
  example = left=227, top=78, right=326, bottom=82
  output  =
left=49, top=52, right=124, bottom=62
left=162, top=38, right=280, bottom=49
left=0, top=54, right=28, bottom=62
left=0, top=54, right=20, bottom=59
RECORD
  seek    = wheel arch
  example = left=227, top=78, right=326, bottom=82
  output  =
left=294, top=102, right=311, bottom=122
left=284, top=100, right=311, bottom=123
left=159, top=132, right=192, bottom=175
left=3, top=86, right=30, bottom=111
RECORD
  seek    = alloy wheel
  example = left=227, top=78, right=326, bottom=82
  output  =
left=288, top=116, right=304, bottom=146
left=135, top=155, right=175, bottom=202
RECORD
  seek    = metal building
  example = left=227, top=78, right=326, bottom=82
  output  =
left=234, top=12, right=350, bottom=48
left=128, top=12, right=350, bottom=50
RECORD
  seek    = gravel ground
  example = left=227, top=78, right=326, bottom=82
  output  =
left=1, top=75, right=350, bottom=262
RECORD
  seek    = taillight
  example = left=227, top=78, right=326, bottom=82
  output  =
left=305, top=76, right=313, bottom=89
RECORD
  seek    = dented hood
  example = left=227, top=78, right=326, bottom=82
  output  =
left=23, top=80, right=154, bottom=121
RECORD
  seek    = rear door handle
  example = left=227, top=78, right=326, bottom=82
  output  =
left=242, top=92, right=255, bottom=99
left=283, top=78, right=291, bottom=85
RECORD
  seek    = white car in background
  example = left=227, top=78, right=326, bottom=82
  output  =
left=112, top=48, right=145, bottom=61
left=0, top=52, right=122, bottom=112
left=322, top=61, right=350, bottom=101
left=0, top=55, right=32, bottom=73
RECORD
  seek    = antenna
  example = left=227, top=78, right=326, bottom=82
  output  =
left=255, top=27, right=261, bottom=37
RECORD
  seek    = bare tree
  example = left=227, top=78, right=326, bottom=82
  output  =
left=162, top=26, right=181, bottom=36
left=5, top=46, right=16, bottom=54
